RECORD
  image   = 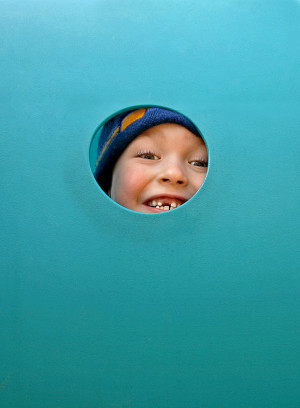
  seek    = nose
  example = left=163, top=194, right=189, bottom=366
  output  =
left=158, top=159, right=188, bottom=186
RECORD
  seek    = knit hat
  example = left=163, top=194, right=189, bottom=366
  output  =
left=94, top=107, right=202, bottom=193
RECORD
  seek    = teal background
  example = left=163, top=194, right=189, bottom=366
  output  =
left=1, top=1, right=300, bottom=407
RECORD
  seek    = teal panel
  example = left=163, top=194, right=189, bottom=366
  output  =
left=1, top=1, right=300, bottom=407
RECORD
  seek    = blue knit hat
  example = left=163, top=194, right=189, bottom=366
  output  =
left=94, top=107, right=202, bottom=193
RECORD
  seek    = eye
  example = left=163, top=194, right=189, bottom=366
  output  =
left=190, top=159, right=208, bottom=167
left=137, top=151, right=159, bottom=160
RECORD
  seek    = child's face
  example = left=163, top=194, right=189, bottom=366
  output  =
left=109, top=123, right=208, bottom=213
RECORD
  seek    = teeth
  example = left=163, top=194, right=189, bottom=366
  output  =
left=147, top=199, right=181, bottom=210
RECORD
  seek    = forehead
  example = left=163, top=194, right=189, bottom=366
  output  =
left=129, top=123, right=206, bottom=148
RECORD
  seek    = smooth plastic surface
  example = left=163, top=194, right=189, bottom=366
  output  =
left=1, top=1, right=300, bottom=407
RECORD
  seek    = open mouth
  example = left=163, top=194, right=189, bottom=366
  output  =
left=145, top=197, right=186, bottom=211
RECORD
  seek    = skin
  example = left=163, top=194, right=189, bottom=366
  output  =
left=109, top=123, right=208, bottom=213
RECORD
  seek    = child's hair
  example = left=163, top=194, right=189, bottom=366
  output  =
left=94, top=107, right=203, bottom=193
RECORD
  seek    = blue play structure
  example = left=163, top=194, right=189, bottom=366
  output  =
left=1, top=1, right=300, bottom=407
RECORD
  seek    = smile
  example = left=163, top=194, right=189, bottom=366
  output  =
left=146, top=197, right=186, bottom=211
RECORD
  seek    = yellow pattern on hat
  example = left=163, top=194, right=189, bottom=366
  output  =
left=121, top=108, right=146, bottom=131
left=95, top=125, right=120, bottom=169
left=95, top=109, right=147, bottom=170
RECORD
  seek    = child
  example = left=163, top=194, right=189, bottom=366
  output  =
left=94, top=107, right=208, bottom=213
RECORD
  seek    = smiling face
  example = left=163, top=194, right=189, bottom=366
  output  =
left=109, top=123, right=208, bottom=213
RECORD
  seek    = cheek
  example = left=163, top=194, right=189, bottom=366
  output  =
left=190, top=171, right=207, bottom=191
left=123, top=171, right=148, bottom=197
left=111, top=163, right=148, bottom=204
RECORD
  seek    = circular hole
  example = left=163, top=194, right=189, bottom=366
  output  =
left=90, top=106, right=208, bottom=213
